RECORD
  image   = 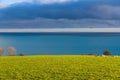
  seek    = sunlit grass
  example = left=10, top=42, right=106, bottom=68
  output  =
left=0, top=55, right=120, bottom=80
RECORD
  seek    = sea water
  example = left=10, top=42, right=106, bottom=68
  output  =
left=1, top=32, right=120, bottom=55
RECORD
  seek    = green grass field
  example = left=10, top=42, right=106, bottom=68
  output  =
left=0, top=56, right=120, bottom=80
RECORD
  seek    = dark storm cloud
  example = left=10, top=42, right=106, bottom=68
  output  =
left=0, top=0, right=120, bottom=28
left=0, top=18, right=120, bottom=28
left=0, top=0, right=120, bottom=20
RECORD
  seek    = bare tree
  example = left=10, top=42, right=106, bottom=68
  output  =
left=7, top=47, right=16, bottom=56
left=0, top=48, right=4, bottom=56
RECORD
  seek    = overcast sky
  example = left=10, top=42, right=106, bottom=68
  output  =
left=0, top=0, right=120, bottom=28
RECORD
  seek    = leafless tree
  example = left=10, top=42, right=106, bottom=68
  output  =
left=7, top=47, right=16, bottom=56
left=0, top=48, right=4, bottom=56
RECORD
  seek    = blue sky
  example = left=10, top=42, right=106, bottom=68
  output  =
left=0, top=0, right=29, bottom=7
left=0, top=0, right=120, bottom=28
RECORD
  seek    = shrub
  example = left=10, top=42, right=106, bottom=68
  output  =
left=19, top=53, right=24, bottom=56
left=103, top=50, right=111, bottom=56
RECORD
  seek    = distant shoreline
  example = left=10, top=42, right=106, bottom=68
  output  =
left=1, top=28, right=120, bottom=33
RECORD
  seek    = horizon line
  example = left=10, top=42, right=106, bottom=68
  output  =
left=0, top=28, right=120, bottom=32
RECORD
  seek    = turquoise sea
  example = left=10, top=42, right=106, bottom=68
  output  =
left=1, top=32, right=120, bottom=55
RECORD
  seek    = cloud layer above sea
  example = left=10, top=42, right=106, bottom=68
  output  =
left=0, top=0, right=120, bottom=28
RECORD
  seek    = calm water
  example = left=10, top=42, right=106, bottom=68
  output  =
left=1, top=32, right=120, bottom=55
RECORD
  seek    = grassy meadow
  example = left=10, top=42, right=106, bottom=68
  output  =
left=0, top=55, right=120, bottom=80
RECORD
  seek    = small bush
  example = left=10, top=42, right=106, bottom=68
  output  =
left=19, top=53, right=24, bottom=56
left=103, top=50, right=111, bottom=56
